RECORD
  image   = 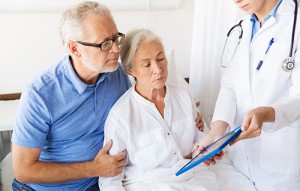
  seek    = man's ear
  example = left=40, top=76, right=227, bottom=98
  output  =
left=67, top=41, right=80, bottom=56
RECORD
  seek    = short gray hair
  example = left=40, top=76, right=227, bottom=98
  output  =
left=120, top=29, right=163, bottom=70
left=59, top=1, right=113, bottom=48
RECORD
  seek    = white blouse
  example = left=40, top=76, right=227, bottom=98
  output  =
left=99, top=84, right=204, bottom=191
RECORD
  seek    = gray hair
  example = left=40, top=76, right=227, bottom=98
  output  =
left=59, top=1, right=114, bottom=49
left=120, top=29, right=163, bottom=70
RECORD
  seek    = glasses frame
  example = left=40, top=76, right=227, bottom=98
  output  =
left=77, top=32, right=125, bottom=51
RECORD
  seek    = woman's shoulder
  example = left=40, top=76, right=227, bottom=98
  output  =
left=109, top=87, right=133, bottom=113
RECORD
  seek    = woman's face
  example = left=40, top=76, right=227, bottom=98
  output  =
left=232, top=0, right=277, bottom=19
left=129, top=40, right=168, bottom=91
left=233, top=0, right=261, bottom=14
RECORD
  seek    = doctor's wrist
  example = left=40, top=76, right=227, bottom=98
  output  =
left=257, top=106, right=275, bottom=122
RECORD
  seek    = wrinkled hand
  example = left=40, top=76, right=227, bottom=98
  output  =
left=193, top=134, right=225, bottom=166
left=195, top=101, right=204, bottom=132
left=231, top=107, right=275, bottom=145
left=92, top=139, right=127, bottom=177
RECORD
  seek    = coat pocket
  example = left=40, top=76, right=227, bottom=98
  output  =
left=260, top=126, right=300, bottom=177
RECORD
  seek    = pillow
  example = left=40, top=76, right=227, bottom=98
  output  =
left=165, top=48, right=178, bottom=84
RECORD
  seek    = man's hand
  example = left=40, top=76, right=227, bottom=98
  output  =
left=195, top=101, right=204, bottom=131
left=92, top=139, right=127, bottom=177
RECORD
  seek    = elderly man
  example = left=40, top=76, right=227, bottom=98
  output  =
left=11, top=2, right=130, bottom=190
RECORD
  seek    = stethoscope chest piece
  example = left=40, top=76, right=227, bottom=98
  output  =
left=282, top=57, right=295, bottom=72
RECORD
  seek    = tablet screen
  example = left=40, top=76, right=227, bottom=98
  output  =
left=176, top=126, right=241, bottom=176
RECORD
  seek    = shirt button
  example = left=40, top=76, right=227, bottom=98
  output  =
left=167, top=132, right=170, bottom=135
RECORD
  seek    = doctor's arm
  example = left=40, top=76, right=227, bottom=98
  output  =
left=195, top=64, right=238, bottom=165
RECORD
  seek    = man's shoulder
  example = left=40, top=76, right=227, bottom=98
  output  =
left=105, top=64, right=131, bottom=91
left=29, top=57, right=67, bottom=93
left=109, top=64, right=129, bottom=80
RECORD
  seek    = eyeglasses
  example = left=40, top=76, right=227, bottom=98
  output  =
left=77, top=32, right=125, bottom=51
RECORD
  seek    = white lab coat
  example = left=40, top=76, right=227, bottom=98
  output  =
left=212, top=0, right=300, bottom=190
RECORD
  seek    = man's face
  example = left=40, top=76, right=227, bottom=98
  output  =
left=76, top=14, right=120, bottom=75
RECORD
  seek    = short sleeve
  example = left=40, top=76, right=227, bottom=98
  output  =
left=11, top=86, right=51, bottom=148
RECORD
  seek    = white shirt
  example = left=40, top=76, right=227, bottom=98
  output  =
left=99, top=84, right=205, bottom=191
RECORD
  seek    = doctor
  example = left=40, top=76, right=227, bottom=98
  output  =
left=200, top=0, right=300, bottom=190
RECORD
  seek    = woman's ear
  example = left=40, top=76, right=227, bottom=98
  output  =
left=126, top=68, right=134, bottom=76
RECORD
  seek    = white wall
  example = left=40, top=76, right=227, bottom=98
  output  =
left=0, top=0, right=194, bottom=94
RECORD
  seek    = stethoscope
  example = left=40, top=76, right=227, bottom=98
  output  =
left=221, top=0, right=298, bottom=72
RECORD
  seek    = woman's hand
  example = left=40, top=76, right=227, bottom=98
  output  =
left=193, top=133, right=225, bottom=166
left=193, top=122, right=228, bottom=166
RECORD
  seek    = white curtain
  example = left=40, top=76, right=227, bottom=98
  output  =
left=189, top=0, right=244, bottom=126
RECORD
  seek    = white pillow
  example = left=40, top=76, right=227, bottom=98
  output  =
left=165, top=48, right=178, bottom=85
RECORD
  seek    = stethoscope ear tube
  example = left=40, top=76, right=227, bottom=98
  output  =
left=289, top=0, right=298, bottom=58
left=226, top=20, right=244, bottom=39
left=281, top=0, right=297, bottom=72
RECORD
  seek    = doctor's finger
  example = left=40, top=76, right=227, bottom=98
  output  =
left=213, top=150, right=225, bottom=161
left=230, top=131, right=249, bottom=145
left=203, top=158, right=216, bottom=166
left=231, top=128, right=261, bottom=145
left=245, top=128, right=261, bottom=138
left=241, top=115, right=252, bottom=132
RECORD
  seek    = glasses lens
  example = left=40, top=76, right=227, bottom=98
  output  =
left=101, top=40, right=113, bottom=51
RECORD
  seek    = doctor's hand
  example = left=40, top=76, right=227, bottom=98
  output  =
left=231, top=106, right=275, bottom=145
left=195, top=101, right=205, bottom=132
left=91, top=139, right=127, bottom=177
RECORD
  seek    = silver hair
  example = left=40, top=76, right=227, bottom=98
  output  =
left=59, top=1, right=114, bottom=50
left=120, top=29, right=163, bottom=70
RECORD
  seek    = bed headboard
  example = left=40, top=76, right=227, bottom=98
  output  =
left=0, top=93, right=21, bottom=101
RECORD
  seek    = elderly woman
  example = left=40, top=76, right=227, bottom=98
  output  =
left=98, top=29, right=218, bottom=191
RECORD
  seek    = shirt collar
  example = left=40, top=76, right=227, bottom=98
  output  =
left=131, top=84, right=169, bottom=107
left=63, top=55, right=111, bottom=94
left=250, top=0, right=283, bottom=40
left=250, top=0, right=283, bottom=24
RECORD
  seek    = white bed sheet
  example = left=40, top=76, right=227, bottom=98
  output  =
left=209, top=155, right=257, bottom=191
left=120, top=155, right=257, bottom=191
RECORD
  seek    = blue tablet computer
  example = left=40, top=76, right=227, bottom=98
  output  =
left=175, top=126, right=242, bottom=176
